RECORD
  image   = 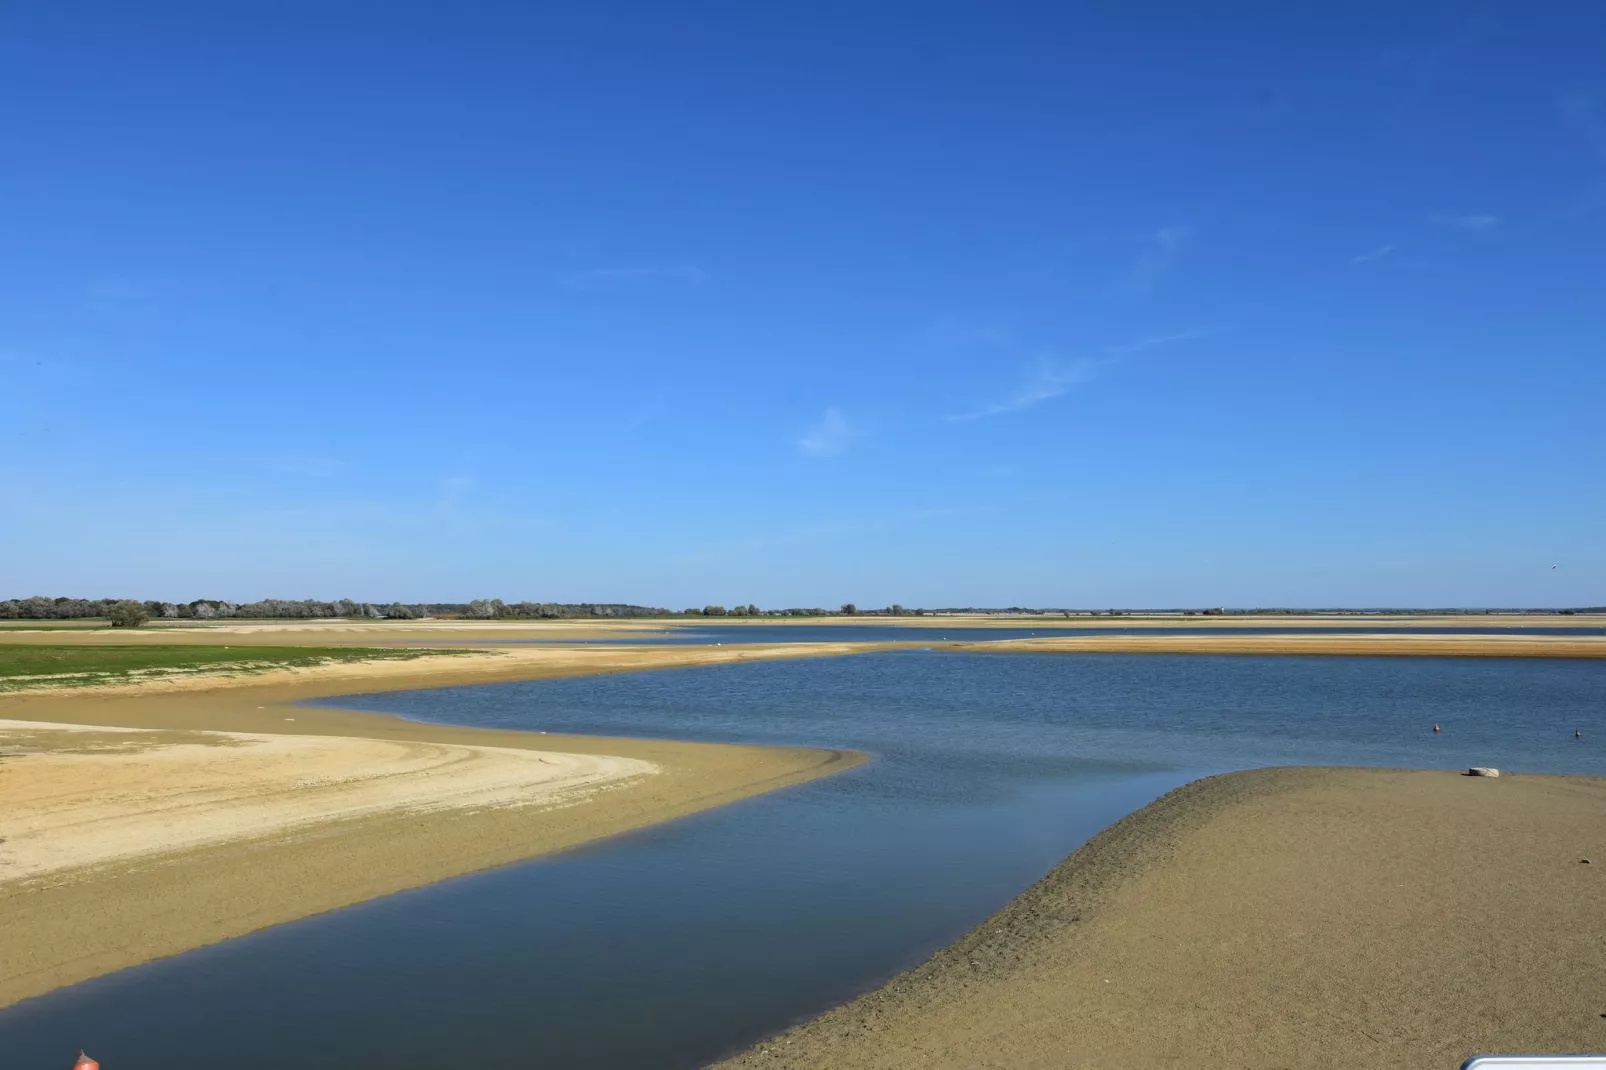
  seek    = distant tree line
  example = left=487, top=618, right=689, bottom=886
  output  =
left=0, top=597, right=934, bottom=622
left=681, top=604, right=924, bottom=617
left=0, top=596, right=675, bottom=621
left=5, top=596, right=1599, bottom=623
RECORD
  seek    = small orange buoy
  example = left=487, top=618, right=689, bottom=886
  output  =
left=1433, top=724, right=1441, bottom=733
left=73, top=1052, right=100, bottom=1070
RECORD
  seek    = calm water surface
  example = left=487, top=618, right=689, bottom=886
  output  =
left=3, top=653, right=1602, bottom=1068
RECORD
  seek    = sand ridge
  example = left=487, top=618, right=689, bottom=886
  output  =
left=716, top=767, right=1606, bottom=1068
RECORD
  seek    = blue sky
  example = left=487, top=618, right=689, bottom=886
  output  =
left=3, top=3, right=1603, bottom=608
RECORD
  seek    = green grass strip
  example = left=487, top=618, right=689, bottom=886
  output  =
left=0, top=645, right=472, bottom=692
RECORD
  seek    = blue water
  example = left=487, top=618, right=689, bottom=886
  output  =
left=413, top=622, right=1606, bottom=645
left=2, top=652, right=1602, bottom=1069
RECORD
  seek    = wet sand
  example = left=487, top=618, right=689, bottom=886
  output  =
left=716, top=767, right=1606, bottom=1069
left=0, top=642, right=876, bottom=1008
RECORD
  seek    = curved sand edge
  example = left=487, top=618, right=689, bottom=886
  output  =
left=716, top=766, right=1606, bottom=1068
left=0, top=718, right=661, bottom=883
left=0, top=651, right=870, bottom=1009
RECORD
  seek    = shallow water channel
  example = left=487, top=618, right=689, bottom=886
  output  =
left=3, top=652, right=1603, bottom=1068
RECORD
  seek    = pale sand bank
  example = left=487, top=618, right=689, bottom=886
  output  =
left=0, top=645, right=871, bottom=1008
left=0, top=718, right=653, bottom=883
left=717, top=767, right=1606, bottom=1069
left=962, top=632, right=1606, bottom=658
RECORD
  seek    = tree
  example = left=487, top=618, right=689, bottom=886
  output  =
left=466, top=598, right=504, bottom=619
left=108, top=600, right=150, bottom=628
left=840, top=603, right=857, bottom=616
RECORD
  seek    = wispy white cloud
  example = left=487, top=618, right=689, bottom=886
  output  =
left=797, top=407, right=861, bottom=457
left=947, top=354, right=1104, bottom=422
left=1109, top=225, right=1191, bottom=298
left=1431, top=213, right=1498, bottom=231
left=948, top=327, right=1218, bottom=423
left=1101, top=325, right=1223, bottom=356
left=563, top=265, right=707, bottom=289
left=1350, top=244, right=1397, bottom=265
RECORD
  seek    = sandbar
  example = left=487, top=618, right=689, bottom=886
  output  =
left=0, top=641, right=875, bottom=1008
left=961, top=632, right=1606, bottom=658
left=717, top=766, right=1606, bottom=1068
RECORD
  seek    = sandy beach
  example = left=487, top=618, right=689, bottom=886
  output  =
left=0, top=641, right=875, bottom=1008
left=0, top=718, right=656, bottom=883
left=717, top=766, right=1606, bottom=1068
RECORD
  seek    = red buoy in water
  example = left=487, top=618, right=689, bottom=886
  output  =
left=73, top=1052, right=100, bottom=1070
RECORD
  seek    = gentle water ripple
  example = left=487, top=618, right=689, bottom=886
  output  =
left=2, top=652, right=1601, bottom=1068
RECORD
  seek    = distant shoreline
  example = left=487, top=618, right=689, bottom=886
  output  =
left=2, top=621, right=1603, bottom=701
left=2, top=610, right=1601, bottom=637
left=662, top=612, right=1606, bottom=630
